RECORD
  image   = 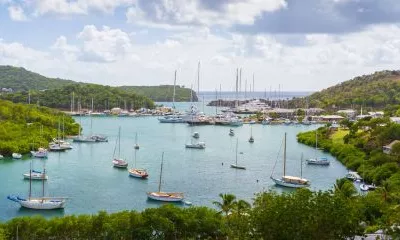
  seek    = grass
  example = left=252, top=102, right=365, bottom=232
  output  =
left=331, top=129, right=349, bottom=144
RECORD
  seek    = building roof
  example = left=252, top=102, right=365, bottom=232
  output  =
left=321, top=115, right=344, bottom=119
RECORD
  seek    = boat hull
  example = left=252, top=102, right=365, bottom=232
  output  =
left=20, top=199, right=66, bottom=209
left=23, top=173, right=48, bottom=180
left=185, top=144, right=205, bottom=149
left=147, top=192, right=184, bottom=202
left=306, top=159, right=330, bottom=165
left=129, top=169, right=148, bottom=179
left=270, top=177, right=310, bottom=188
left=230, top=164, right=246, bottom=170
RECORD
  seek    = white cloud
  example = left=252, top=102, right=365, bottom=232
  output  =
left=77, top=25, right=133, bottom=62
left=126, top=0, right=287, bottom=28
left=8, top=5, right=29, bottom=21
left=32, top=0, right=136, bottom=16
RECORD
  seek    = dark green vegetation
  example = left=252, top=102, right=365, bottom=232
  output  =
left=0, top=100, right=79, bottom=156
left=0, top=65, right=196, bottom=103
left=290, top=70, right=400, bottom=109
left=3, top=187, right=399, bottom=240
left=298, top=118, right=400, bottom=233
left=0, top=84, right=154, bottom=111
left=119, top=85, right=198, bottom=102
left=0, top=66, right=76, bottom=91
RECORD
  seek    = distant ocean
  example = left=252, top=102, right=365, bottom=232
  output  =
left=198, top=91, right=313, bottom=101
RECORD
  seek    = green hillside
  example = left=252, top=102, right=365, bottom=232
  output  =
left=0, top=65, right=197, bottom=102
left=120, top=85, right=198, bottom=102
left=291, top=70, right=400, bottom=109
left=0, top=84, right=155, bottom=110
left=0, top=65, right=76, bottom=91
left=0, top=100, right=79, bottom=156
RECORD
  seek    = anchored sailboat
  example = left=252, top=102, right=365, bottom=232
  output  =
left=128, top=146, right=148, bottom=179
left=8, top=162, right=66, bottom=209
left=231, top=138, right=246, bottom=170
left=147, top=152, right=184, bottom=202
left=306, top=131, right=330, bottom=165
left=270, top=133, right=310, bottom=188
left=112, top=127, right=128, bottom=168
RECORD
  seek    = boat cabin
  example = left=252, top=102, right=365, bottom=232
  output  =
left=282, top=175, right=309, bottom=184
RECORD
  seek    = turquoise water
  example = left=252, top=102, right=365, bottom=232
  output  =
left=0, top=104, right=348, bottom=221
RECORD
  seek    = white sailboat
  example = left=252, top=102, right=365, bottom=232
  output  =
left=129, top=147, right=148, bottom=179
left=158, top=70, right=185, bottom=123
left=8, top=163, right=66, bottom=209
left=31, top=125, right=48, bottom=158
left=306, top=131, right=330, bottom=165
left=270, top=133, right=310, bottom=188
left=147, top=152, right=184, bottom=202
left=112, top=127, right=128, bottom=168
left=23, top=162, right=48, bottom=180
left=231, top=138, right=246, bottom=170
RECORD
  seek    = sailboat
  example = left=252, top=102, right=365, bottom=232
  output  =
left=231, top=138, right=246, bottom=170
left=134, top=133, right=140, bottom=150
left=73, top=102, right=96, bottom=143
left=158, top=70, right=185, bottom=123
left=23, top=161, right=48, bottom=180
left=248, top=125, right=254, bottom=143
left=129, top=147, right=148, bottom=179
left=270, top=133, right=310, bottom=188
left=306, top=131, right=330, bottom=165
left=8, top=163, right=66, bottom=209
left=31, top=126, right=48, bottom=158
left=147, top=152, right=184, bottom=202
left=185, top=125, right=205, bottom=149
left=112, top=127, right=128, bottom=168
left=359, top=157, right=376, bottom=191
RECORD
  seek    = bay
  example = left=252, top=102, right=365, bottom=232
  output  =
left=0, top=103, right=347, bottom=221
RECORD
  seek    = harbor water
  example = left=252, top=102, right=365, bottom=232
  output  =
left=0, top=103, right=348, bottom=221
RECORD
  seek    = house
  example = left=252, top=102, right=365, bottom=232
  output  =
left=383, top=140, right=400, bottom=154
left=368, top=111, right=384, bottom=118
left=313, top=115, right=344, bottom=122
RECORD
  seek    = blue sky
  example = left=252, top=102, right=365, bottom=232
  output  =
left=0, top=0, right=400, bottom=91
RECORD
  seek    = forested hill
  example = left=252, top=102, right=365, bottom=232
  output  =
left=0, top=66, right=76, bottom=91
left=0, top=100, right=79, bottom=156
left=0, top=84, right=155, bottom=110
left=0, top=65, right=197, bottom=102
left=291, top=70, right=400, bottom=109
left=119, top=85, right=198, bottom=102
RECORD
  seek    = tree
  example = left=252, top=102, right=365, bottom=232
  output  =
left=213, top=193, right=237, bottom=216
left=334, top=178, right=357, bottom=198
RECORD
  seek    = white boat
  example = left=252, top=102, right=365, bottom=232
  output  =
left=112, top=127, right=128, bottom=168
left=23, top=170, right=48, bottom=180
left=8, top=164, right=66, bottom=210
left=192, top=132, right=200, bottom=139
left=360, top=183, right=376, bottom=191
left=270, top=133, right=310, bottom=188
left=12, top=153, right=22, bottom=159
left=231, top=139, right=246, bottom=170
left=31, top=147, right=48, bottom=158
left=129, top=145, right=148, bottom=179
left=185, top=142, right=206, bottom=149
left=345, top=171, right=362, bottom=181
left=147, top=152, right=184, bottom=202
left=134, top=133, right=140, bottom=150
left=284, top=119, right=292, bottom=125
left=158, top=115, right=185, bottom=123
left=0, top=154, right=3, bottom=159
left=306, top=131, right=330, bottom=165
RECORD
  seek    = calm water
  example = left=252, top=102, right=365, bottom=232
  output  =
left=0, top=104, right=347, bottom=221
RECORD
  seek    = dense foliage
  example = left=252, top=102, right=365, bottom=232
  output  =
left=0, top=66, right=76, bottom=91
left=297, top=119, right=400, bottom=233
left=0, top=100, right=79, bottom=156
left=120, top=85, right=198, bottom=102
left=0, top=84, right=155, bottom=111
left=2, top=187, right=398, bottom=240
left=290, top=70, right=400, bottom=109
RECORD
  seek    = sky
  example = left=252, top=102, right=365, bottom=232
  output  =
left=0, top=0, right=400, bottom=91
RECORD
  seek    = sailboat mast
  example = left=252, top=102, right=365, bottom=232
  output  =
left=158, top=152, right=164, bottom=193
left=300, top=153, right=303, bottom=178
left=42, top=167, right=46, bottom=198
left=283, top=132, right=287, bottom=176
left=29, top=162, right=32, bottom=200
left=235, top=138, right=238, bottom=166
left=197, top=61, right=200, bottom=104
left=239, top=68, right=242, bottom=99
left=173, top=70, right=177, bottom=109
left=235, top=68, right=239, bottom=108
left=118, top=127, right=121, bottom=158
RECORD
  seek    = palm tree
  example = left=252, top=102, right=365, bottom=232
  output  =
left=234, top=200, right=251, bottom=216
left=334, top=178, right=357, bottom=198
left=213, top=193, right=237, bottom=216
